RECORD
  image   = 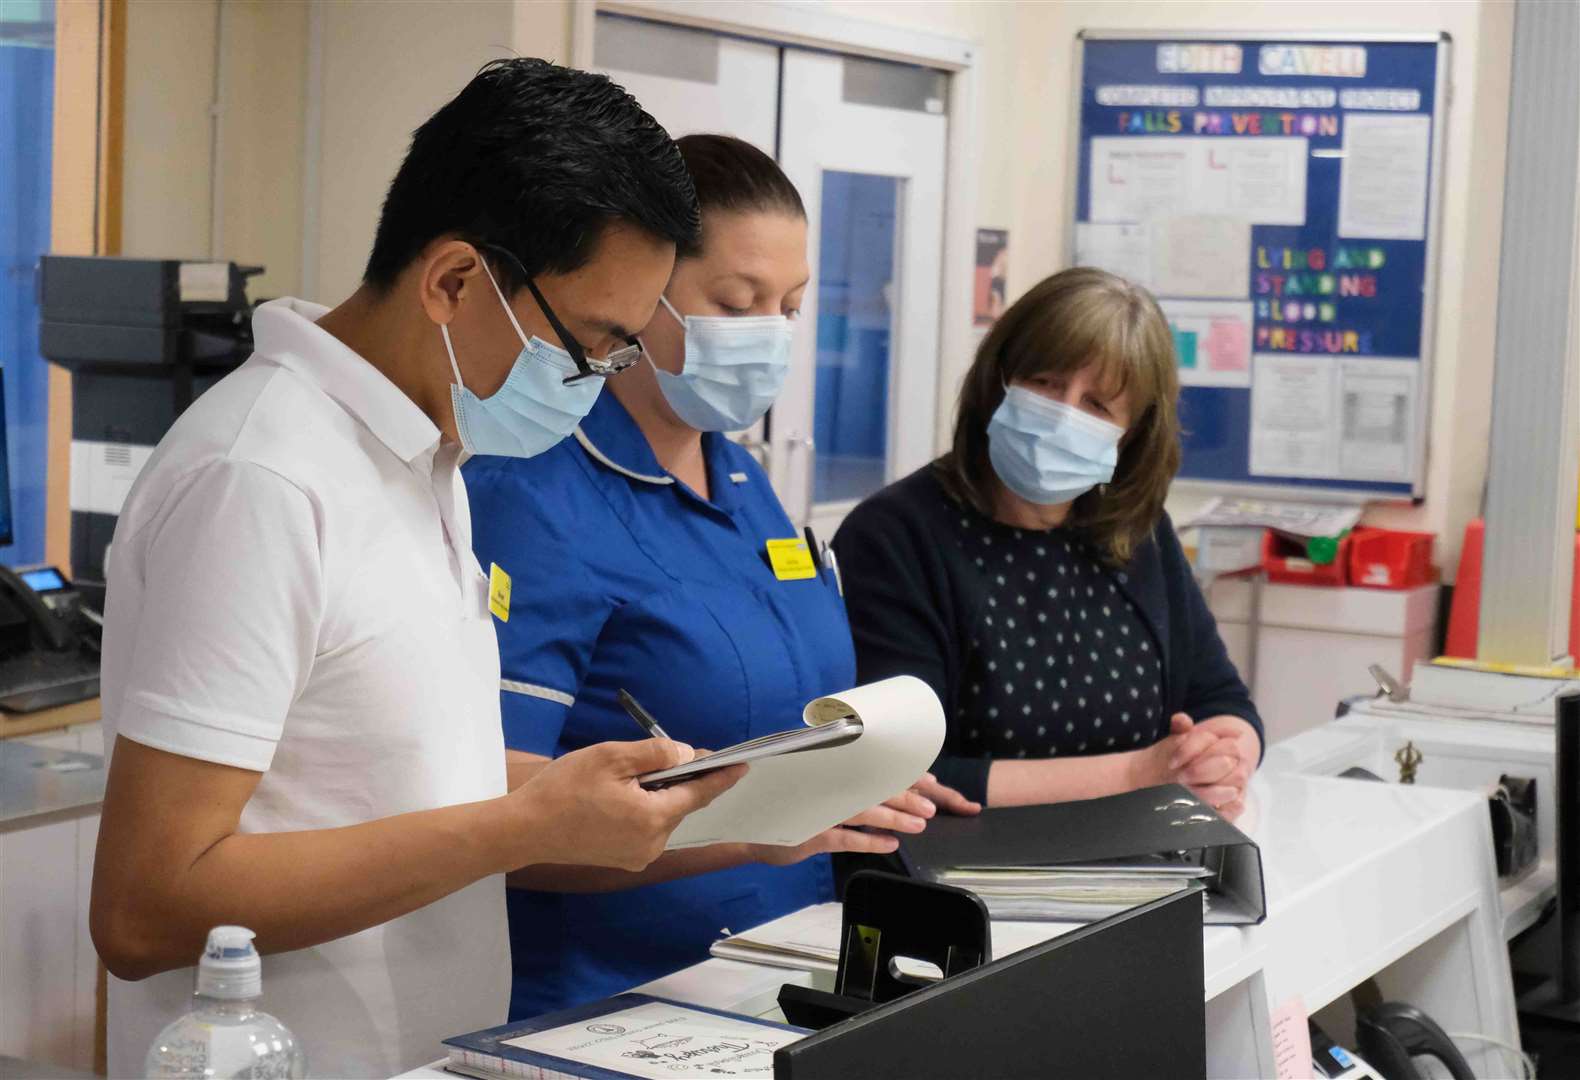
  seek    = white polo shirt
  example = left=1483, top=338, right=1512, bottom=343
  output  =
left=101, top=298, right=509, bottom=1079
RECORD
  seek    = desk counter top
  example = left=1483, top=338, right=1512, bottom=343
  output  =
left=0, top=741, right=105, bottom=832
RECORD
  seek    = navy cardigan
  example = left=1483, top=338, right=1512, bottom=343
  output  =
left=832, top=464, right=1264, bottom=804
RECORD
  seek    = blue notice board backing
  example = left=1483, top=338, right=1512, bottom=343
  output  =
left=1071, top=33, right=1449, bottom=499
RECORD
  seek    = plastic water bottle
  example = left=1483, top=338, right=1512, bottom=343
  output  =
left=145, top=926, right=306, bottom=1079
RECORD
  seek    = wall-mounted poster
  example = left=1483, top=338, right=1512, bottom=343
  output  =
left=1070, top=32, right=1448, bottom=500
left=974, top=228, right=1009, bottom=326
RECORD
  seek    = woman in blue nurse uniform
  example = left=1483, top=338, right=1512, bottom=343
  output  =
left=464, top=134, right=979, bottom=1021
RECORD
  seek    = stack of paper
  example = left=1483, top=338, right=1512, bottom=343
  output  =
left=933, top=865, right=1205, bottom=922
left=710, top=904, right=841, bottom=973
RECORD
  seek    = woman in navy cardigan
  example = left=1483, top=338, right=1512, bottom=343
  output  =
left=834, top=269, right=1263, bottom=818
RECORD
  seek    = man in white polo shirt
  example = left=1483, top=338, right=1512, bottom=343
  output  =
left=89, top=59, right=741, bottom=1078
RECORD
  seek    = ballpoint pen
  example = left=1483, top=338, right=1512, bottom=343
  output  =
left=618, top=688, right=671, bottom=740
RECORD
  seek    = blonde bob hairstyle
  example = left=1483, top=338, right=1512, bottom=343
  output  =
left=937, top=267, right=1181, bottom=566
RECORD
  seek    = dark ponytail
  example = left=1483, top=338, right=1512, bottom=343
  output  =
left=675, top=133, right=805, bottom=220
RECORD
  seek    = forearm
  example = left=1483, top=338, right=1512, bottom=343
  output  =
left=507, top=749, right=550, bottom=791
left=507, top=843, right=757, bottom=893
left=985, top=751, right=1143, bottom=807
left=95, top=795, right=519, bottom=979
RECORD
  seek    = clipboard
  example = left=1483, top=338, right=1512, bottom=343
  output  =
left=638, top=717, right=863, bottom=789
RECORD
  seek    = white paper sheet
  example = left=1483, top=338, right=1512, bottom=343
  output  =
left=1151, top=215, right=1252, bottom=299
left=1160, top=300, right=1254, bottom=387
left=1074, top=222, right=1153, bottom=288
left=1338, top=113, right=1432, bottom=240
left=1183, top=497, right=1364, bottom=540
left=666, top=675, right=945, bottom=849
left=1089, top=137, right=1307, bottom=226
left=503, top=1000, right=798, bottom=1078
left=1249, top=354, right=1340, bottom=478
left=1338, top=357, right=1417, bottom=481
left=1088, top=138, right=1195, bottom=222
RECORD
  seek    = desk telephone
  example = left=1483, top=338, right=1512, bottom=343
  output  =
left=1310, top=1003, right=1477, bottom=1080
left=0, top=564, right=103, bottom=712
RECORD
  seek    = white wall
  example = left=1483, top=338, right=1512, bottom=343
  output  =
left=120, top=0, right=1514, bottom=572
left=122, top=0, right=220, bottom=261
left=311, top=0, right=516, bottom=302
left=122, top=0, right=307, bottom=298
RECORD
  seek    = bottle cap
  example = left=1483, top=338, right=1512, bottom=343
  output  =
left=196, top=925, right=261, bottom=1000
left=1306, top=534, right=1341, bottom=565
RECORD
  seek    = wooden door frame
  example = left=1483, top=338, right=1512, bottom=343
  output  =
left=47, top=0, right=124, bottom=577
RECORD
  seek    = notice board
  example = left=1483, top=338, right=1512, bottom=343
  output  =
left=1070, top=32, right=1449, bottom=499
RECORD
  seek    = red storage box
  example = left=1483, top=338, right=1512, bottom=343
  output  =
left=1348, top=527, right=1436, bottom=589
left=1262, top=529, right=1350, bottom=586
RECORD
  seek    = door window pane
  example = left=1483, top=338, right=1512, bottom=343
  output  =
left=813, top=171, right=899, bottom=505
left=1, top=0, right=55, bottom=565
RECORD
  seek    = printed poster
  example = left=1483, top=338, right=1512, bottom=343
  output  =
left=1089, top=136, right=1308, bottom=226
left=974, top=228, right=1009, bottom=326
left=1249, top=353, right=1338, bottom=478
left=1161, top=300, right=1253, bottom=387
left=1339, top=113, right=1432, bottom=240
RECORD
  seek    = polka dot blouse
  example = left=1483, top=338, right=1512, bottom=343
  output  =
left=833, top=463, right=1263, bottom=806
left=953, top=511, right=1166, bottom=759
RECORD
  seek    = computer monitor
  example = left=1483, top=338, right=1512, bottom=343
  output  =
left=0, top=368, right=14, bottom=550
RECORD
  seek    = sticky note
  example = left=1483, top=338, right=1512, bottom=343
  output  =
left=1172, top=327, right=1198, bottom=369
left=765, top=538, right=818, bottom=581
left=1270, top=997, right=1313, bottom=1080
left=488, top=562, right=511, bottom=622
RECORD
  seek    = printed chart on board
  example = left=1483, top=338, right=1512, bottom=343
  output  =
left=1071, top=34, right=1447, bottom=498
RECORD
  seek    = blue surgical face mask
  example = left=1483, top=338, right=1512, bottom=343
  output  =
left=647, top=295, right=793, bottom=432
left=987, top=385, right=1124, bottom=505
left=439, top=261, right=602, bottom=458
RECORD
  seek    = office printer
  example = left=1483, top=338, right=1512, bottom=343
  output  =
left=39, top=256, right=262, bottom=583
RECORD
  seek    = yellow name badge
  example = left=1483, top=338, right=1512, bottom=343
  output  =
left=488, top=562, right=512, bottom=622
left=765, top=538, right=818, bottom=581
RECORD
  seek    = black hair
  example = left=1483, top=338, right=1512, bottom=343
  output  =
left=364, top=58, right=701, bottom=293
left=675, top=134, right=805, bottom=220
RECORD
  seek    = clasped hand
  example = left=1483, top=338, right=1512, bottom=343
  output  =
left=1149, top=713, right=1259, bottom=821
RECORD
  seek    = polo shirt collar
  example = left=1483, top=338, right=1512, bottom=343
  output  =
left=251, top=297, right=442, bottom=465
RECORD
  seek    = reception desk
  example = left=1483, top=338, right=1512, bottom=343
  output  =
left=398, top=768, right=1518, bottom=1078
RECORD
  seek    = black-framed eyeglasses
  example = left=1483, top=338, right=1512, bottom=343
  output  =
left=479, top=243, right=643, bottom=385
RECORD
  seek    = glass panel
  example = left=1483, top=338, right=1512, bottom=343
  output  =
left=841, top=55, right=947, bottom=116
left=1, top=0, right=55, bottom=563
left=595, top=14, right=719, bottom=86
left=813, top=171, right=899, bottom=506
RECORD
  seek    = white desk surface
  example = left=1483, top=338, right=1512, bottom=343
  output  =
left=1266, top=704, right=1559, bottom=939
left=395, top=768, right=1513, bottom=1080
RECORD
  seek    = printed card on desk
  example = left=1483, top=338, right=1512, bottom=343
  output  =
left=443, top=994, right=806, bottom=1080
left=663, top=675, right=945, bottom=850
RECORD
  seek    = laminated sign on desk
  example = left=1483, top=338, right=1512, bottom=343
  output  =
left=654, top=675, right=945, bottom=850
left=898, top=783, right=1267, bottom=925
left=442, top=994, right=806, bottom=1080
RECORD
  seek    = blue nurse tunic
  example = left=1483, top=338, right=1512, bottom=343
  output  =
left=464, top=391, right=854, bottom=1020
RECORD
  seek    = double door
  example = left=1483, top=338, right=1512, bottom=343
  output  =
left=593, top=14, right=949, bottom=536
